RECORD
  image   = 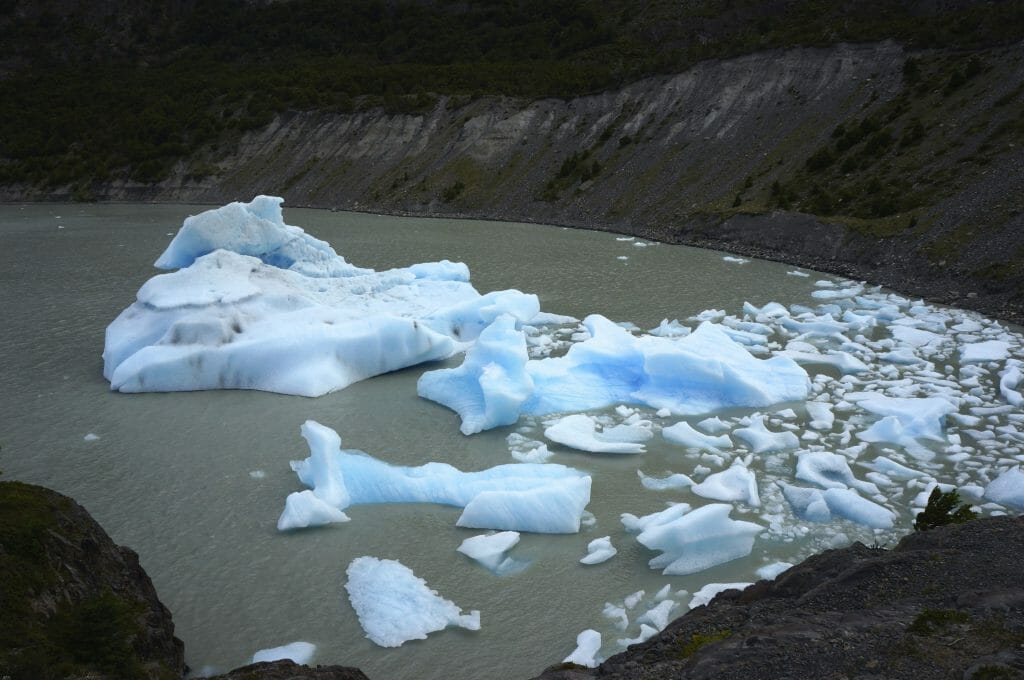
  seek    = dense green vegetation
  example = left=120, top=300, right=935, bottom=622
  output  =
left=1, top=0, right=1022, bottom=188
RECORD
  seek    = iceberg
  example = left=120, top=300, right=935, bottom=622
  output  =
left=104, top=196, right=538, bottom=396
left=278, top=421, right=592, bottom=534
left=623, top=503, right=762, bottom=576
left=420, top=314, right=810, bottom=432
left=345, top=556, right=480, bottom=647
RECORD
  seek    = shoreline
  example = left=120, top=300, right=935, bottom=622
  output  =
left=7, top=196, right=1021, bottom=328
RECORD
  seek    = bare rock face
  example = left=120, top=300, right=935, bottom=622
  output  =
left=534, top=516, right=1024, bottom=680
left=0, top=480, right=185, bottom=678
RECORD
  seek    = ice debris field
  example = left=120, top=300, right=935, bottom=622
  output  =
left=106, top=197, right=1024, bottom=667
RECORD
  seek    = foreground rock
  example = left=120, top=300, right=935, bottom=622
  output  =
left=535, top=516, right=1024, bottom=679
left=0, top=480, right=185, bottom=678
left=206, top=660, right=370, bottom=680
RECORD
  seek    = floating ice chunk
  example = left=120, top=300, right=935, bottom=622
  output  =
left=805, top=402, right=835, bottom=430
left=617, top=624, right=658, bottom=647
left=722, top=256, right=749, bottom=264
left=280, top=421, right=591, bottom=533
left=624, top=590, right=645, bottom=609
left=511, top=443, right=553, bottom=463
left=345, top=557, right=480, bottom=648
left=734, top=415, right=799, bottom=453
left=638, top=470, right=694, bottom=491
left=780, top=483, right=832, bottom=522
left=654, top=584, right=673, bottom=601
left=580, top=536, right=617, bottom=565
left=755, top=562, right=793, bottom=580
left=662, top=421, right=731, bottom=451
left=863, top=456, right=926, bottom=480
left=417, top=314, right=533, bottom=435
left=852, top=394, right=956, bottom=442
left=563, top=630, right=602, bottom=667
left=961, top=340, right=1012, bottom=364
left=879, top=348, right=924, bottom=365
left=696, top=416, right=732, bottom=434
left=787, top=270, right=810, bottom=277
left=625, top=503, right=762, bottom=576
left=891, top=326, right=944, bottom=348
left=545, top=414, right=648, bottom=454
left=795, top=451, right=879, bottom=495
left=602, top=603, right=629, bottom=630
left=822, top=488, right=894, bottom=528
left=248, top=470, right=266, bottom=479
left=999, top=362, right=1024, bottom=406
left=519, top=317, right=809, bottom=417
left=811, top=284, right=863, bottom=300
left=458, top=531, right=523, bottom=574
left=985, top=467, right=1024, bottom=510
left=83, top=433, right=100, bottom=442
left=691, top=462, right=760, bottom=506
left=689, top=582, right=752, bottom=609
left=277, top=490, right=351, bottom=531
left=780, top=349, right=869, bottom=374
left=648, top=318, right=691, bottom=338
left=528, top=311, right=578, bottom=326
left=636, top=600, right=676, bottom=631
left=252, top=641, right=316, bottom=665
left=105, top=197, right=539, bottom=397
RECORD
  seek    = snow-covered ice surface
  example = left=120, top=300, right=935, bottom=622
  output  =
left=345, top=557, right=480, bottom=647
left=104, top=196, right=538, bottom=396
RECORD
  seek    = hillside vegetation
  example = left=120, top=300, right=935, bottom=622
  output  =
left=1, top=0, right=1021, bottom=189
left=1, top=1, right=1024, bottom=321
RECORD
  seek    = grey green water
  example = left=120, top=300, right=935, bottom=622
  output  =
left=0, top=204, right=999, bottom=679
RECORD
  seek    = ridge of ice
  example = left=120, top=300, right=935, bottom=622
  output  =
left=278, top=421, right=591, bottom=534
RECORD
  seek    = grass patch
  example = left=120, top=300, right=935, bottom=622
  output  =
left=678, top=629, right=732, bottom=659
left=908, top=608, right=970, bottom=635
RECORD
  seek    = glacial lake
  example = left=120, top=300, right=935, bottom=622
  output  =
left=2, top=203, right=1022, bottom=679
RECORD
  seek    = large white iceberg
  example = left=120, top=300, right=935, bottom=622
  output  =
left=345, top=556, right=480, bottom=647
left=420, top=314, right=810, bottom=432
left=278, top=421, right=592, bottom=534
left=104, top=196, right=538, bottom=396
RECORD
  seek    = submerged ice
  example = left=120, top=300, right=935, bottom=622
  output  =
left=104, top=196, right=538, bottom=396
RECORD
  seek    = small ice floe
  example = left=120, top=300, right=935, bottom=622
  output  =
left=83, top=433, right=100, bottom=442
left=580, top=536, right=617, bottom=565
left=722, top=256, right=749, bottom=264
left=563, top=629, right=602, bottom=667
left=345, top=556, right=480, bottom=648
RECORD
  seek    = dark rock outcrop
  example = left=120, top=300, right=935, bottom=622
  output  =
left=206, top=660, right=370, bottom=680
left=0, top=481, right=373, bottom=680
left=0, top=480, right=185, bottom=679
left=535, top=516, right=1024, bottom=679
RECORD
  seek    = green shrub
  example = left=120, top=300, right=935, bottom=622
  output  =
left=914, top=488, right=978, bottom=531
